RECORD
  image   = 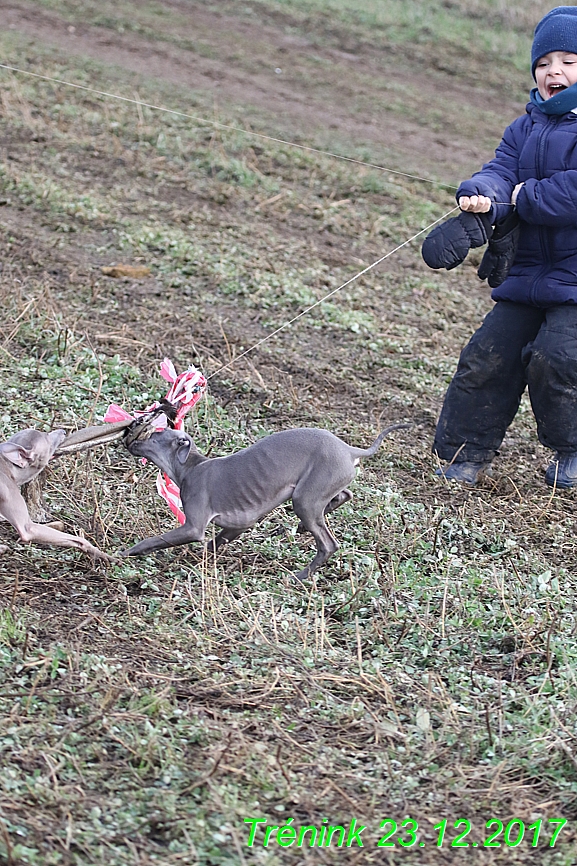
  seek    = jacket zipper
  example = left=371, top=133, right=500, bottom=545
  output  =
left=530, top=118, right=558, bottom=305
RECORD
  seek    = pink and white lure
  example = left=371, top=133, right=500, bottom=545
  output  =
left=104, top=358, right=207, bottom=524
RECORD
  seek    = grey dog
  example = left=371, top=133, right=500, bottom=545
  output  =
left=0, top=428, right=109, bottom=560
left=124, top=424, right=405, bottom=581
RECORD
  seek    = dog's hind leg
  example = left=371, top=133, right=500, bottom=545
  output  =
left=211, top=527, right=246, bottom=552
left=292, top=495, right=339, bottom=582
left=297, top=488, right=352, bottom=534
left=324, top=488, right=353, bottom=515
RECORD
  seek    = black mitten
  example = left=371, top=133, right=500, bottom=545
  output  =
left=477, top=211, right=520, bottom=288
left=421, top=211, right=493, bottom=271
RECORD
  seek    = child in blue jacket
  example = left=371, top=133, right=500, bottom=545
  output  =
left=423, top=6, right=577, bottom=487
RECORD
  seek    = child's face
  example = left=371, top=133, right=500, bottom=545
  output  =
left=535, top=51, right=577, bottom=99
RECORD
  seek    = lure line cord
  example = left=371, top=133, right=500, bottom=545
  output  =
left=0, top=63, right=504, bottom=377
left=0, top=62, right=457, bottom=190
left=208, top=205, right=460, bottom=378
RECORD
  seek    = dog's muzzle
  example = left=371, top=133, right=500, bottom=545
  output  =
left=123, top=417, right=157, bottom=448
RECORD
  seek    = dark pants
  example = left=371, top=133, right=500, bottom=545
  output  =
left=434, top=301, right=577, bottom=462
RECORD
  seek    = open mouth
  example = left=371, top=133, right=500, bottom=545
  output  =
left=548, top=83, right=567, bottom=97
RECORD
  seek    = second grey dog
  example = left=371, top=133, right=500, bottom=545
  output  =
left=0, top=429, right=109, bottom=560
left=124, top=424, right=405, bottom=581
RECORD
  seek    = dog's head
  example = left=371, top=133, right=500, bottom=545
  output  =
left=126, top=428, right=196, bottom=480
left=0, top=429, right=66, bottom=482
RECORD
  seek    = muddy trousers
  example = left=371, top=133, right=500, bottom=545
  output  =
left=433, top=301, right=577, bottom=463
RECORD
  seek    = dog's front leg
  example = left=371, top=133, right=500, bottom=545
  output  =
left=1, top=486, right=109, bottom=561
left=124, top=521, right=205, bottom=556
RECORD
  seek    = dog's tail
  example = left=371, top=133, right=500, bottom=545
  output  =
left=351, top=422, right=412, bottom=460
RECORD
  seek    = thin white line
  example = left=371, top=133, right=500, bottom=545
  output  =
left=0, top=62, right=458, bottom=190
left=0, top=64, right=475, bottom=377
left=208, top=205, right=460, bottom=378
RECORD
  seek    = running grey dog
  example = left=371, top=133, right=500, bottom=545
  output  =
left=0, top=428, right=109, bottom=560
left=123, top=424, right=406, bottom=581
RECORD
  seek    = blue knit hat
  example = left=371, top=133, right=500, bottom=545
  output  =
left=531, top=6, right=577, bottom=79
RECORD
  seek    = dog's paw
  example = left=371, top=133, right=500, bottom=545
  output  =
left=89, top=550, right=112, bottom=564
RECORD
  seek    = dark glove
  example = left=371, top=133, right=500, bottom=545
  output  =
left=477, top=210, right=520, bottom=288
left=421, top=211, right=493, bottom=271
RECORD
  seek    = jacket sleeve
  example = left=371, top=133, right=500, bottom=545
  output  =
left=515, top=172, right=577, bottom=226
left=456, top=119, right=524, bottom=224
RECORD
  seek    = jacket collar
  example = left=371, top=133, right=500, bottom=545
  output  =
left=526, top=100, right=577, bottom=122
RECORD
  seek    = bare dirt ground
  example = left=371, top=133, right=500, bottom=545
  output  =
left=2, top=2, right=577, bottom=865
left=1, top=0, right=526, bottom=182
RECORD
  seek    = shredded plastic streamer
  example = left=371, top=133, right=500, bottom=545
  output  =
left=104, top=359, right=206, bottom=524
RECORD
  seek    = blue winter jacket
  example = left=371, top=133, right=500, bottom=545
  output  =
left=457, top=102, right=577, bottom=307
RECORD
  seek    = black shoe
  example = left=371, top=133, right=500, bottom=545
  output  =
left=545, top=453, right=577, bottom=488
left=435, top=461, right=492, bottom=485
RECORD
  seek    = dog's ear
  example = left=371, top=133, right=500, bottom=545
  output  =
left=175, top=434, right=192, bottom=464
left=47, top=429, right=66, bottom=456
left=48, top=430, right=66, bottom=447
left=0, top=443, right=34, bottom=468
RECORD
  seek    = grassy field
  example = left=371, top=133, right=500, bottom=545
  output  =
left=1, top=0, right=577, bottom=864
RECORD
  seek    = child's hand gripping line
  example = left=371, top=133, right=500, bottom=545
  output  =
left=421, top=189, right=522, bottom=288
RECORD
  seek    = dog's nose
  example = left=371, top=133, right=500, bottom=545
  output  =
left=124, top=419, right=155, bottom=448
